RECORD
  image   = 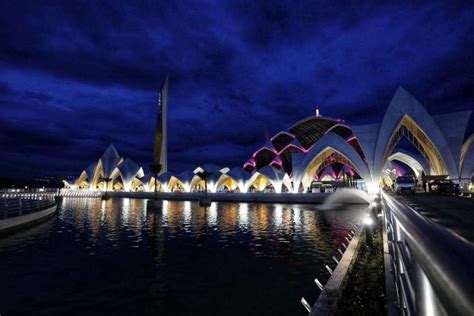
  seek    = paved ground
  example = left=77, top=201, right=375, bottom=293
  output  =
left=393, top=193, right=474, bottom=243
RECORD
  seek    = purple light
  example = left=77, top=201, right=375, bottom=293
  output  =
left=346, top=135, right=357, bottom=142
left=270, top=131, right=295, bottom=142
left=278, top=143, right=309, bottom=154
left=252, top=146, right=277, bottom=158
left=395, top=167, right=404, bottom=177
left=271, top=157, right=283, bottom=165
left=243, top=160, right=256, bottom=168
left=324, top=123, right=352, bottom=135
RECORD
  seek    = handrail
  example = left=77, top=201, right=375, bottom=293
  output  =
left=383, top=193, right=474, bottom=315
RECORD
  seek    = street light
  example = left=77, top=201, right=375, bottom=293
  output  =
left=363, top=215, right=374, bottom=248
left=194, top=168, right=212, bottom=207
left=149, top=163, right=162, bottom=201
left=102, top=177, right=112, bottom=200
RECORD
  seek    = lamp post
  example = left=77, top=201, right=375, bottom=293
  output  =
left=196, top=170, right=212, bottom=207
left=102, top=177, right=112, bottom=200
left=363, top=214, right=374, bottom=248
left=149, top=163, right=162, bottom=201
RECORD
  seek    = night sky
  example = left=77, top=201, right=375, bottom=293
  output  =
left=1, top=1, right=473, bottom=180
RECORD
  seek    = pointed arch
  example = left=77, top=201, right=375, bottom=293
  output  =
left=245, top=172, right=272, bottom=192
left=292, top=133, right=371, bottom=192
left=295, top=147, right=364, bottom=192
left=168, top=176, right=187, bottom=192
left=215, top=174, right=242, bottom=192
left=76, top=170, right=89, bottom=189
left=387, top=151, right=427, bottom=178
left=380, top=115, right=448, bottom=176
left=460, top=134, right=474, bottom=176
left=372, top=87, right=457, bottom=180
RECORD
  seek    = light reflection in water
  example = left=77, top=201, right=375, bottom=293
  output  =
left=293, top=207, right=301, bottom=228
left=122, top=198, right=131, bottom=224
left=162, top=200, right=168, bottom=225
left=274, top=204, right=283, bottom=227
left=100, top=199, right=106, bottom=224
left=208, top=202, right=218, bottom=225
left=0, top=197, right=366, bottom=316
left=238, top=203, right=249, bottom=228
left=184, top=201, right=191, bottom=225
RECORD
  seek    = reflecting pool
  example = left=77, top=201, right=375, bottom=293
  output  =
left=0, top=198, right=366, bottom=315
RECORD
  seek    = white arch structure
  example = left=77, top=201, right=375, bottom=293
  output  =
left=291, top=133, right=371, bottom=193
left=66, top=88, right=472, bottom=194
left=387, top=152, right=427, bottom=178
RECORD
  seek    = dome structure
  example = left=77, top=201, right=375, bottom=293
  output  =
left=245, top=115, right=365, bottom=175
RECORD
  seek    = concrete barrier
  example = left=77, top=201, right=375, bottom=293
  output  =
left=310, top=224, right=364, bottom=315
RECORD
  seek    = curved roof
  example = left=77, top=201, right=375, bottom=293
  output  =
left=289, top=116, right=337, bottom=149
left=271, top=131, right=295, bottom=151
left=245, top=115, right=365, bottom=175
left=100, top=144, right=122, bottom=179
left=85, top=162, right=97, bottom=182
left=118, top=159, right=142, bottom=185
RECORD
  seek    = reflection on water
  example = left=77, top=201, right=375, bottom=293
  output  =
left=0, top=198, right=365, bottom=316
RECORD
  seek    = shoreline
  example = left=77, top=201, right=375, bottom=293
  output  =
left=61, top=191, right=370, bottom=205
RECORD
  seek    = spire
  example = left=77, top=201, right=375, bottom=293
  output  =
left=315, top=107, right=321, bottom=117
left=153, top=73, right=169, bottom=175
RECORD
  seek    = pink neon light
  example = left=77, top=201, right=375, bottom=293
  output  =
left=243, top=160, right=256, bottom=169
left=346, top=135, right=357, bottom=142
left=324, top=123, right=352, bottom=135
left=270, top=161, right=282, bottom=169
left=278, top=143, right=309, bottom=155
left=395, top=167, right=404, bottom=177
left=252, top=144, right=308, bottom=161
left=270, top=131, right=295, bottom=142
left=252, top=146, right=277, bottom=159
left=271, top=157, right=283, bottom=165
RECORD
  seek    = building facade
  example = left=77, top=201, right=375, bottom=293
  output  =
left=65, top=87, right=474, bottom=194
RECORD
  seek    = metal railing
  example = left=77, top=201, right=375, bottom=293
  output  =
left=383, top=193, right=474, bottom=315
left=59, top=189, right=102, bottom=197
left=1, top=188, right=59, bottom=199
left=0, top=197, right=56, bottom=220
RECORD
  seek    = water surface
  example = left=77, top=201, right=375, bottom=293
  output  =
left=0, top=198, right=365, bottom=315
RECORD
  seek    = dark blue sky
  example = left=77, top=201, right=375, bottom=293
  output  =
left=1, top=1, right=473, bottom=179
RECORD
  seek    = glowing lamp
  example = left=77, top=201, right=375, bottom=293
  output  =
left=363, top=216, right=374, bottom=226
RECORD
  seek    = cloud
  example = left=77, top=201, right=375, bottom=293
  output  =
left=0, top=0, right=473, bottom=179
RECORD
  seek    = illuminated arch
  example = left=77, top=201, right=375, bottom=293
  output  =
left=168, top=176, right=187, bottom=192
left=460, top=134, right=474, bottom=177
left=245, top=173, right=272, bottom=192
left=219, top=167, right=248, bottom=192
left=387, top=151, right=428, bottom=178
left=380, top=115, right=448, bottom=176
left=131, top=178, right=145, bottom=192
left=109, top=168, right=121, bottom=191
left=149, top=177, right=165, bottom=192
left=292, top=133, right=371, bottom=192
left=76, top=170, right=89, bottom=189
left=460, top=134, right=474, bottom=184
left=295, top=147, right=365, bottom=192
left=372, top=87, right=458, bottom=180
left=90, top=160, right=103, bottom=189
left=215, top=174, right=241, bottom=192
